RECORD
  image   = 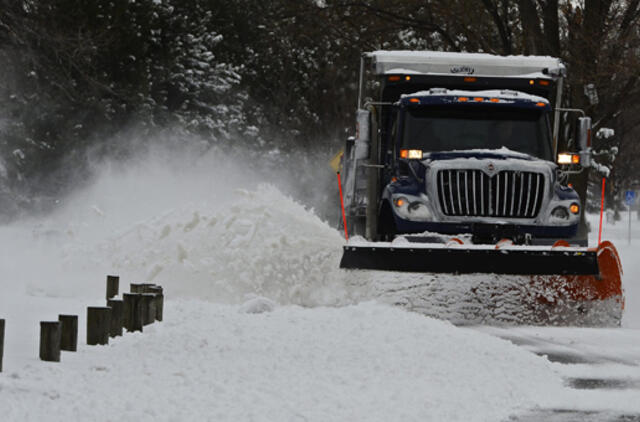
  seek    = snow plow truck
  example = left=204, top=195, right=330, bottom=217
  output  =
left=338, top=51, right=623, bottom=325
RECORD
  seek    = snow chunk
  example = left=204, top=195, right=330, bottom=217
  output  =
left=591, top=160, right=611, bottom=177
left=240, top=296, right=276, bottom=313
left=12, top=149, right=25, bottom=160
left=596, top=127, right=615, bottom=139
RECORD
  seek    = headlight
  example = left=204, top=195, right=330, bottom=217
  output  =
left=408, top=201, right=432, bottom=219
left=392, top=194, right=432, bottom=221
left=557, top=153, right=580, bottom=165
left=551, top=206, right=569, bottom=219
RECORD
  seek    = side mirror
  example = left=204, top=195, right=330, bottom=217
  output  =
left=577, top=117, right=591, bottom=151
left=354, top=109, right=370, bottom=160
left=577, top=116, right=592, bottom=167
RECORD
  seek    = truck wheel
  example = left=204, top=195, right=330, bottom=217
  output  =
left=378, top=202, right=397, bottom=241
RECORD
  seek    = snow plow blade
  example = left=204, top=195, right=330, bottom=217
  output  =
left=340, top=245, right=598, bottom=275
left=340, top=240, right=623, bottom=326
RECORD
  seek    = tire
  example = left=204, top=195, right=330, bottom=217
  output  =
left=377, top=202, right=397, bottom=241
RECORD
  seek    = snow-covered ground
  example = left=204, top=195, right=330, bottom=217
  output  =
left=1, top=302, right=567, bottom=421
left=0, top=148, right=638, bottom=421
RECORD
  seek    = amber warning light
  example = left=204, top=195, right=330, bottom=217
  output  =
left=557, top=153, right=581, bottom=165
left=400, top=149, right=423, bottom=159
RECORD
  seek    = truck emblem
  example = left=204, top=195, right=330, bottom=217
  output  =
left=487, top=163, right=496, bottom=174
left=450, top=66, right=474, bottom=75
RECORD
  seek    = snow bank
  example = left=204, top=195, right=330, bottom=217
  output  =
left=0, top=301, right=565, bottom=422
left=97, top=184, right=347, bottom=305
left=0, top=146, right=350, bottom=307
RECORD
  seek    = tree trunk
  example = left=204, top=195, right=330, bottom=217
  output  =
left=518, top=0, right=544, bottom=54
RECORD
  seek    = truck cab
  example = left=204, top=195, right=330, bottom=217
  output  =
left=342, top=51, right=590, bottom=245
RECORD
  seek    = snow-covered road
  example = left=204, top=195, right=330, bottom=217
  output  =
left=476, top=213, right=640, bottom=421
left=478, top=326, right=640, bottom=421
left=0, top=151, right=638, bottom=421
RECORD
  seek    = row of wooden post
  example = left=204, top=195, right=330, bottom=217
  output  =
left=37, top=276, right=164, bottom=363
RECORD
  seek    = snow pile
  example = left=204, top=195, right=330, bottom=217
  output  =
left=1, top=147, right=350, bottom=307
left=90, top=184, right=348, bottom=305
left=0, top=301, right=565, bottom=422
left=239, top=295, right=276, bottom=313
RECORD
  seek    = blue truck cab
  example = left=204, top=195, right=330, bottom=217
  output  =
left=342, top=51, right=591, bottom=245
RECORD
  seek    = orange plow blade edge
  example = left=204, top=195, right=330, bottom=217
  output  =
left=533, top=240, right=624, bottom=310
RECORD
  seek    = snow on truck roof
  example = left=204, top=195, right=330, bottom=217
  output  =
left=368, top=50, right=565, bottom=79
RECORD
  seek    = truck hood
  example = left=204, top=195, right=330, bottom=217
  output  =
left=415, top=147, right=558, bottom=181
left=422, top=147, right=541, bottom=162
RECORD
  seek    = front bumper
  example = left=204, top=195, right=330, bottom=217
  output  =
left=393, top=217, right=578, bottom=241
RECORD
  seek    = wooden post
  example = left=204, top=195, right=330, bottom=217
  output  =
left=58, top=315, right=78, bottom=352
left=0, top=319, right=4, bottom=372
left=40, top=321, right=61, bottom=362
left=130, top=283, right=144, bottom=293
left=87, top=307, right=111, bottom=345
left=140, top=293, right=156, bottom=325
left=147, top=286, right=163, bottom=294
left=155, top=293, right=164, bottom=322
left=106, top=275, right=119, bottom=300
left=141, top=283, right=156, bottom=293
left=107, top=299, right=124, bottom=337
left=147, top=286, right=164, bottom=322
left=123, top=293, right=143, bottom=332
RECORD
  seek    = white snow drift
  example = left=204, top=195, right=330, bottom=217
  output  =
left=0, top=146, right=638, bottom=421
left=1, top=301, right=565, bottom=422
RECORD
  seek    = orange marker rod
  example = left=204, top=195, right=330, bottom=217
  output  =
left=599, top=177, right=606, bottom=246
left=337, top=172, right=349, bottom=240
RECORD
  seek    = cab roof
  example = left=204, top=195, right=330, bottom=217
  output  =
left=368, top=51, right=565, bottom=79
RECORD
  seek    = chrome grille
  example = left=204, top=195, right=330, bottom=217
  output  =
left=436, top=169, right=545, bottom=218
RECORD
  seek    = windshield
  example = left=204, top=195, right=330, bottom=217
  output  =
left=401, top=105, right=553, bottom=160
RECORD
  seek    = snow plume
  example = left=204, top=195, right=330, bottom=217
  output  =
left=0, top=134, right=349, bottom=305
left=96, top=183, right=348, bottom=305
